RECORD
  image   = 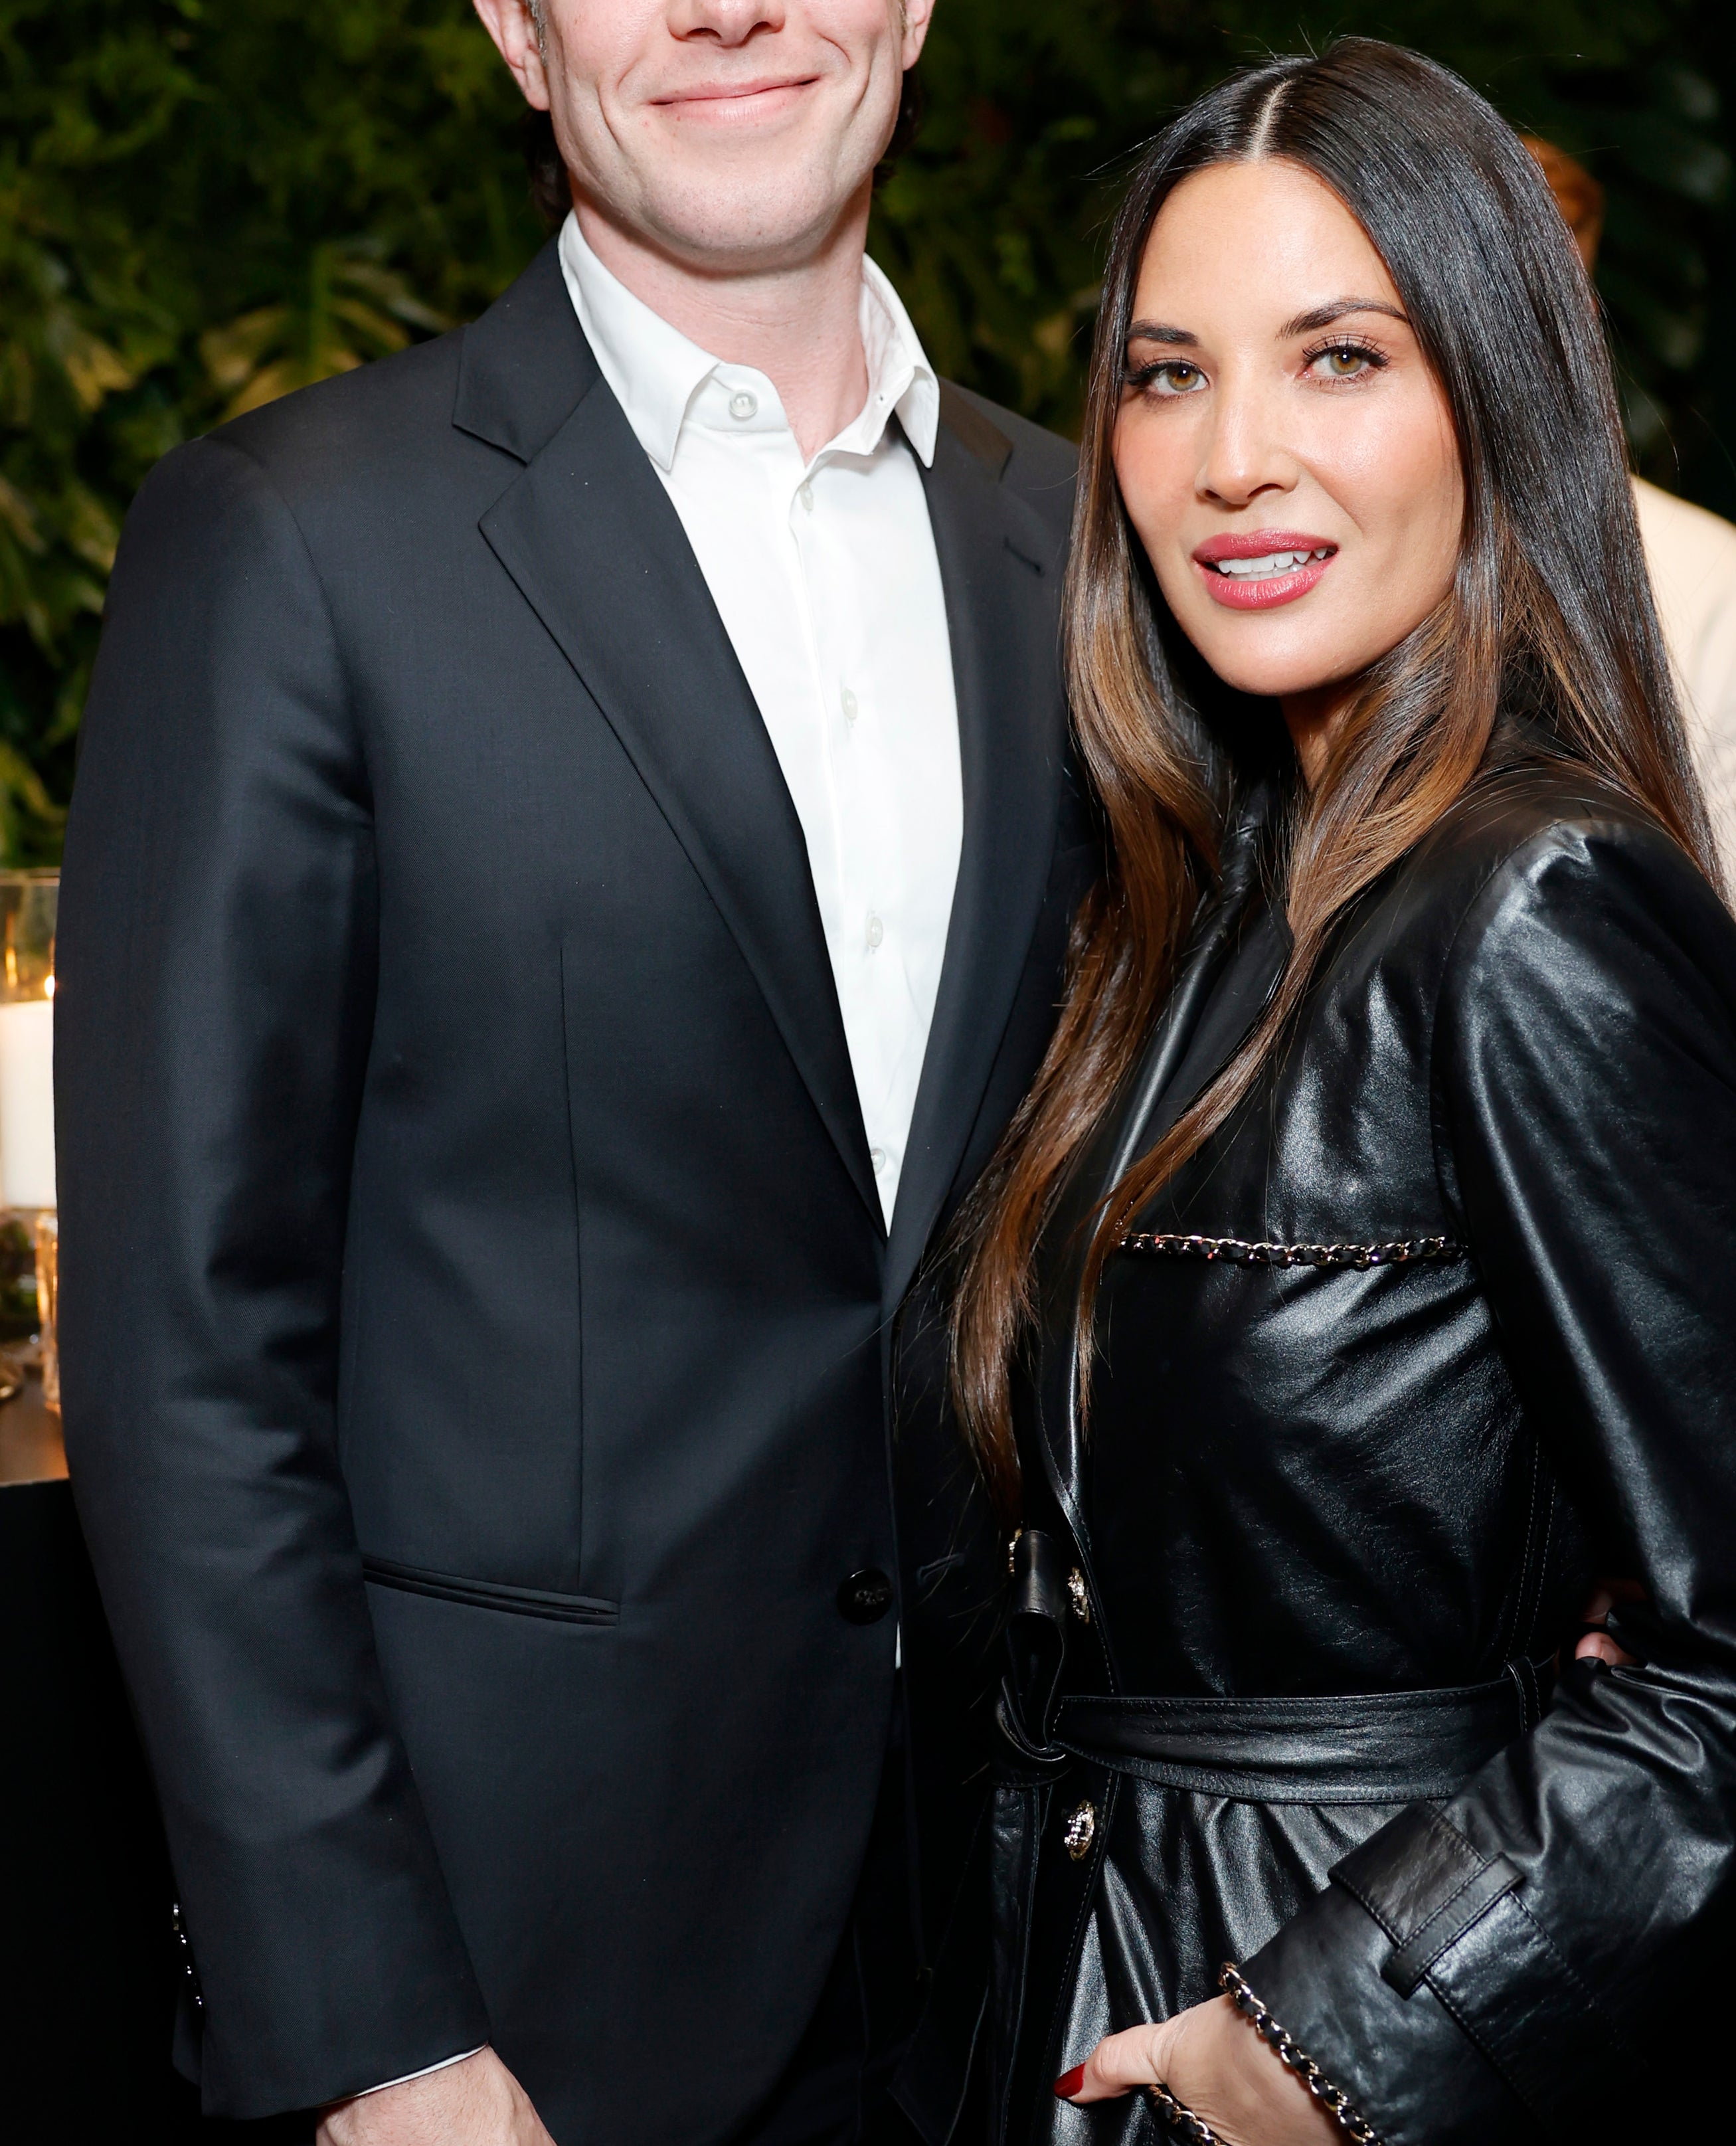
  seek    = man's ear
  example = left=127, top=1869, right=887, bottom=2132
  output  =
left=472, top=0, right=553, bottom=112
left=900, top=0, right=936, bottom=72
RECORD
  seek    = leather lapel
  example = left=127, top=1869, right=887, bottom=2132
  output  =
left=461, top=250, right=881, bottom=1229
left=883, top=402, right=1071, bottom=1307
left=1034, top=801, right=1278, bottom=1552
left=1094, top=796, right=1282, bottom=1187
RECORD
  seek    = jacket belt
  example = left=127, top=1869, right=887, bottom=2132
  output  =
left=1055, top=1664, right=1549, bottom=1805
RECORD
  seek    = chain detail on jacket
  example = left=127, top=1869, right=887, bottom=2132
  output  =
left=1118, top=1232, right=1465, bottom=1270
left=1143, top=1966, right=1385, bottom=2145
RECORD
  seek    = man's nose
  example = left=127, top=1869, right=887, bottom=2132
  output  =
left=669, top=0, right=788, bottom=44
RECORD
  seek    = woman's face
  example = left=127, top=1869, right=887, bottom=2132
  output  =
left=1112, top=158, right=1463, bottom=728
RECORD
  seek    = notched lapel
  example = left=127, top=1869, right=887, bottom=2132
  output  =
left=453, top=240, right=593, bottom=466
left=936, top=381, right=1013, bottom=479
left=885, top=410, right=1073, bottom=1304
left=472, top=321, right=881, bottom=1232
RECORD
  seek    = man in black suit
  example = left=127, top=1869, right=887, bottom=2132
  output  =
left=57, top=4, right=1088, bottom=2142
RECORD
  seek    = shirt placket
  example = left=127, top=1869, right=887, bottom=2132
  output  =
left=794, top=456, right=901, bottom=1201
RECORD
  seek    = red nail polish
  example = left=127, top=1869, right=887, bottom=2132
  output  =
left=1053, top=2066, right=1085, bottom=2099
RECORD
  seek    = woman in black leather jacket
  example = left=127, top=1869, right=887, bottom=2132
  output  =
left=944, top=40, right=1736, bottom=2146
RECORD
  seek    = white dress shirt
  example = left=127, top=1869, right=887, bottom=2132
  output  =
left=1632, top=475, right=1736, bottom=884
left=559, top=214, right=962, bottom=1227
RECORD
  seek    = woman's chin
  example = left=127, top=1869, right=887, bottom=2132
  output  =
left=1189, top=650, right=1351, bottom=705
left=1159, top=598, right=1365, bottom=706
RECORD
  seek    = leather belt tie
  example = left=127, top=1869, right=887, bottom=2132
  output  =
left=1055, top=1662, right=1551, bottom=1806
left=997, top=1529, right=1073, bottom=1771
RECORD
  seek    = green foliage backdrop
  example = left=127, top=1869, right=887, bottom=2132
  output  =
left=4, top=0, right=1733, bottom=861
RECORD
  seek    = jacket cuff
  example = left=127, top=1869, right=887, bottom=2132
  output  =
left=173, top=1813, right=491, bottom=2119
left=1243, top=1805, right=1617, bottom=2145
left=352, top=2046, right=487, bottom=2100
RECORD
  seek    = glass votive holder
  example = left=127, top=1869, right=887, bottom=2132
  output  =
left=0, top=871, right=56, bottom=1409
left=0, top=869, right=56, bottom=1214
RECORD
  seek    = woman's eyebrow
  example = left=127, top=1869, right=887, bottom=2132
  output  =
left=1125, top=320, right=1199, bottom=347
left=1280, top=297, right=1409, bottom=337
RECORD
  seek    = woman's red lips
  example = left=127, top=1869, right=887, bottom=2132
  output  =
left=1192, top=529, right=1338, bottom=610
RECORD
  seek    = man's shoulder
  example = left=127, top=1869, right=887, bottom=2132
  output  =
left=110, top=314, right=534, bottom=608
left=205, top=327, right=473, bottom=501
left=139, top=244, right=580, bottom=541
left=936, top=380, right=1075, bottom=529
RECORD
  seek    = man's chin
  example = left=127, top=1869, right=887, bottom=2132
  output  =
left=632, top=171, right=870, bottom=276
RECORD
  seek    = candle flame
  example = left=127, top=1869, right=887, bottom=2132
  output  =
left=43, top=974, right=54, bottom=1000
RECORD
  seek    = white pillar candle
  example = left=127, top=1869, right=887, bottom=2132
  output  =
left=0, top=992, right=56, bottom=1209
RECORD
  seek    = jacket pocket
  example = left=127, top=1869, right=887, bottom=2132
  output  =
left=361, top=1555, right=618, bottom=1626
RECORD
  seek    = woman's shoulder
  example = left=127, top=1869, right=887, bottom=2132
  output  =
left=1382, top=760, right=1725, bottom=961
left=1392, top=761, right=1736, bottom=1050
left=1328, top=760, right=1736, bottom=1053
left=1421, top=759, right=1687, bottom=878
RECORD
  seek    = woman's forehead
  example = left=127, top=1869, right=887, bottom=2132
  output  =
left=1134, top=161, right=1401, bottom=325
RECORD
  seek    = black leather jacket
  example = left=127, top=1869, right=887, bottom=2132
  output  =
left=991, top=762, right=1736, bottom=2143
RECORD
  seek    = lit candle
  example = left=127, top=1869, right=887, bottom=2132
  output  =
left=0, top=978, right=55, bottom=1209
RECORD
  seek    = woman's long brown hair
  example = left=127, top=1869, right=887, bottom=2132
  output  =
left=948, top=39, right=1719, bottom=1520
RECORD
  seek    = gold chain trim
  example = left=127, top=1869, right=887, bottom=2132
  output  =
left=1140, top=1965, right=1383, bottom=2143
left=1221, top=1962, right=1383, bottom=2142
left=1119, top=1232, right=1464, bottom=1271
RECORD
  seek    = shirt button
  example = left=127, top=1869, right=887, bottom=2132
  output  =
left=728, top=390, right=758, bottom=421
left=871, top=1148, right=887, bottom=1174
left=798, top=483, right=814, bottom=513
left=865, top=913, right=883, bottom=949
left=841, top=687, right=858, bottom=722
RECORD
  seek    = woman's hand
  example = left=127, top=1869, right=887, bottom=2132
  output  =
left=1574, top=1577, right=1643, bottom=1667
left=1056, top=1994, right=1340, bottom=2145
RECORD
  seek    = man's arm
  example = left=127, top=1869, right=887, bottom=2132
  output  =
left=58, top=432, right=489, bottom=2117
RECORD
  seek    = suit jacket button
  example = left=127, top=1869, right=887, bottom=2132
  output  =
left=837, top=1568, right=894, bottom=1624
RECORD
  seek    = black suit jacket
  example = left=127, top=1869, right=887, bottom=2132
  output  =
left=57, top=239, right=1090, bottom=2141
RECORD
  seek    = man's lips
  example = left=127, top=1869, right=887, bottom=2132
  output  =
left=1191, top=530, right=1339, bottom=611
left=652, top=76, right=820, bottom=116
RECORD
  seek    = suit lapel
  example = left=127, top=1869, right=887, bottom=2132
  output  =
left=458, top=247, right=881, bottom=1229
left=883, top=402, right=1071, bottom=1306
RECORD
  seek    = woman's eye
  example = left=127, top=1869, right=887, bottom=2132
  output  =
left=1130, top=359, right=1207, bottom=397
left=1306, top=342, right=1383, bottom=382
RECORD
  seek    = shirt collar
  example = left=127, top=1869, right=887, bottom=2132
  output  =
left=557, top=211, right=938, bottom=472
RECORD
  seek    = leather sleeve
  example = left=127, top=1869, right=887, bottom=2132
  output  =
left=1246, top=816, right=1736, bottom=2142
left=57, top=436, right=489, bottom=2116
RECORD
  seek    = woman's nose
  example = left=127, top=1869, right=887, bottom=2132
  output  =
left=1197, top=379, right=1298, bottom=510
